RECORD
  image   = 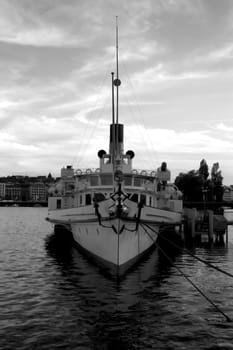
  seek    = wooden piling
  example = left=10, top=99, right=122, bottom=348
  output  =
left=207, top=210, right=214, bottom=243
left=183, top=207, right=197, bottom=242
left=180, top=223, right=185, bottom=242
left=182, top=207, right=231, bottom=245
left=189, top=208, right=197, bottom=239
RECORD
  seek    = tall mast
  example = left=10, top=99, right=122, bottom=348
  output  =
left=111, top=71, right=115, bottom=173
left=114, top=16, right=121, bottom=157
left=116, top=16, right=119, bottom=124
left=111, top=71, right=115, bottom=125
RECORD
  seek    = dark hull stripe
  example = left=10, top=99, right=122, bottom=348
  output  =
left=48, top=216, right=180, bottom=226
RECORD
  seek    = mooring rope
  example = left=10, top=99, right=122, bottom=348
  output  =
left=144, top=223, right=233, bottom=280
left=140, top=223, right=232, bottom=322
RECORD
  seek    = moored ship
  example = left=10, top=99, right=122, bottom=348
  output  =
left=47, top=22, right=183, bottom=276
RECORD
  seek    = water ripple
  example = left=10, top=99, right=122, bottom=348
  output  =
left=1, top=207, right=233, bottom=349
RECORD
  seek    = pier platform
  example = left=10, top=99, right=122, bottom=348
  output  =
left=181, top=208, right=231, bottom=244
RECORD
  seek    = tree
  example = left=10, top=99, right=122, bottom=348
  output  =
left=211, top=162, right=223, bottom=201
left=174, top=170, right=203, bottom=201
left=175, top=159, right=225, bottom=204
left=199, top=159, right=209, bottom=181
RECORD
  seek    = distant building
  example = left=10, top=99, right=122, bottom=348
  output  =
left=30, top=182, right=47, bottom=201
left=0, top=174, right=54, bottom=201
left=5, top=182, right=22, bottom=200
left=0, top=183, right=6, bottom=199
left=223, top=186, right=233, bottom=202
left=21, top=183, right=31, bottom=201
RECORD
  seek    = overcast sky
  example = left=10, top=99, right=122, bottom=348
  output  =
left=1, top=0, right=233, bottom=184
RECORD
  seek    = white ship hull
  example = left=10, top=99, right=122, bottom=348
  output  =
left=48, top=200, right=181, bottom=275
left=71, top=219, right=158, bottom=275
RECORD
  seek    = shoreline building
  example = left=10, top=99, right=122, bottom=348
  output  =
left=0, top=174, right=55, bottom=201
left=30, top=182, right=48, bottom=201
left=0, top=183, right=6, bottom=200
left=223, top=186, right=233, bottom=202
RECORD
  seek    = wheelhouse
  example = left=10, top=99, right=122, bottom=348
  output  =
left=48, top=164, right=182, bottom=212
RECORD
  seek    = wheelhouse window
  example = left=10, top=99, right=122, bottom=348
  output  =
left=103, top=156, right=111, bottom=164
left=134, top=176, right=142, bottom=187
left=123, top=175, right=132, bottom=186
left=90, top=175, right=99, bottom=186
left=123, top=156, right=129, bottom=164
left=100, top=175, right=112, bottom=186
left=57, top=199, right=61, bottom=209
left=86, top=193, right=92, bottom=205
left=140, top=194, right=146, bottom=205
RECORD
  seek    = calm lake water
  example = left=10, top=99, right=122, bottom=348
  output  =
left=1, top=207, right=233, bottom=349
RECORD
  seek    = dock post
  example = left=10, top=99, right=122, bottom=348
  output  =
left=183, top=207, right=197, bottom=242
left=191, top=208, right=196, bottom=240
left=226, top=226, right=228, bottom=246
left=208, top=210, right=214, bottom=243
left=180, top=223, right=185, bottom=242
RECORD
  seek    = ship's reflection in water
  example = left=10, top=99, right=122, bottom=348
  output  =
left=45, top=233, right=182, bottom=349
left=1, top=208, right=232, bottom=350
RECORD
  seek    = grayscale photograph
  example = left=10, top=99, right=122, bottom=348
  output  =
left=1, top=1, right=233, bottom=349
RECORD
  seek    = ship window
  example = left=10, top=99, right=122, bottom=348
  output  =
left=94, top=192, right=105, bottom=202
left=81, top=175, right=88, bottom=181
left=86, top=193, right=92, bottom=205
left=103, top=156, right=110, bottom=164
left=130, top=193, right=138, bottom=203
left=57, top=199, right=61, bottom=209
left=134, top=177, right=142, bottom=187
left=100, top=175, right=112, bottom=185
left=90, top=175, right=99, bottom=186
left=123, top=175, right=132, bottom=186
left=140, top=194, right=146, bottom=205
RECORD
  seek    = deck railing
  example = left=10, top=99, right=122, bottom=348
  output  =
left=74, top=168, right=157, bottom=177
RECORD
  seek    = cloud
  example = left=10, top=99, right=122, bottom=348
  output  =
left=133, top=64, right=211, bottom=84
left=125, top=126, right=233, bottom=156
left=0, top=1, right=92, bottom=47
left=0, top=0, right=233, bottom=185
left=207, top=44, right=233, bottom=61
left=215, top=122, right=233, bottom=132
left=3, top=28, right=83, bottom=48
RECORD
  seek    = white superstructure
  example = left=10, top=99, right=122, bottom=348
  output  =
left=47, top=153, right=182, bottom=275
left=47, top=21, right=183, bottom=276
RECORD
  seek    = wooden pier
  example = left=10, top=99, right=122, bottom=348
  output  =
left=181, top=208, right=232, bottom=245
